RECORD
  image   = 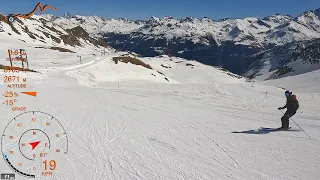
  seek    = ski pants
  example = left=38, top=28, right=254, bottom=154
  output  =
left=281, top=110, right=296, bottom=129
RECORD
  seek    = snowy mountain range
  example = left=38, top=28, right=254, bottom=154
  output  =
left=44, top=8, right=320, bottom=78
left=1, top=8, right=320, bottom=80
left=246, top=38, right=320, bottom=80
left=46, top=9, right=320, bottom=46
left=0, top=14, right=107, bottom=50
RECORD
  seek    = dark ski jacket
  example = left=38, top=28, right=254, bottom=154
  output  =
left=281, top=94, right=299, bottom=112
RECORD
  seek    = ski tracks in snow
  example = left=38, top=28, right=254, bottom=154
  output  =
left=118, top=94, right=249, bottom=179
left=33, top=57, right=320, bottom=180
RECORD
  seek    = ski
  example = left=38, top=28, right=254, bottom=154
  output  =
left=259, top=127, right=292, bottom=131
left=274, top=127, right=292, bottom=131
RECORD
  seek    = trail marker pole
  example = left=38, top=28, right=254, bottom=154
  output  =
left=8, top=49, right=13, bottom=66
left=26, top=54, right=29, bottom=69
left=78, top=55, right=82, bottom=64
left=20, top=49, right=24, bottom=69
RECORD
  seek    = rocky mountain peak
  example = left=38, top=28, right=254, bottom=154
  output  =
left=314, top=8, right=320, bottom=18
left=63, top=12, right=75, bottom=18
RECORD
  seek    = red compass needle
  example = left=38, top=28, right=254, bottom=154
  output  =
left=29, top=141, right=41, bottom=150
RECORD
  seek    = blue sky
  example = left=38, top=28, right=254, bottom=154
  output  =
left=0, top=0, right=320, bottom=20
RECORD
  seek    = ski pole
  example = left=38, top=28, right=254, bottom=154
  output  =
left=281, top=110, right=311, bottom=139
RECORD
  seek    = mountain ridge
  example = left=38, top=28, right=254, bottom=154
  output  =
left=40, top=7, right=320, bottom=44
left=1, top=7, right=320, bottom=80
left=40, top=7, right=320, bottom=78
left=0, top=13, right=108, bottom=52
left=39, top=7, right=320, bottom=23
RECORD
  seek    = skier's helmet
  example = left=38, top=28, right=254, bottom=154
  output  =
left=285, top=90, right=292, bottom=97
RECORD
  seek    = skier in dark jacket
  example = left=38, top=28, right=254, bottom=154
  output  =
left=278, top=90, right=299, bottom=130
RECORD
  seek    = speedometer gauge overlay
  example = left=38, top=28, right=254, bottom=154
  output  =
left=1, top=111, right=68, bottom=178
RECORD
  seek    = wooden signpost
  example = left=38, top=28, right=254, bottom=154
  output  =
left=7, top=49, right=29, bottom=69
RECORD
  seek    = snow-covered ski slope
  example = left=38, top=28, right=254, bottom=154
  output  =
left=0, top=37, right=320, bottom=180
left=262, top=69, right=320, bottom=93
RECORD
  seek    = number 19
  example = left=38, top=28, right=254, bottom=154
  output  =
left=43, top=160, right=56, bottom=170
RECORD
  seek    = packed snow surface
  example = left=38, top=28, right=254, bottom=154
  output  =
left=0, top=35, right=320, bottom=180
